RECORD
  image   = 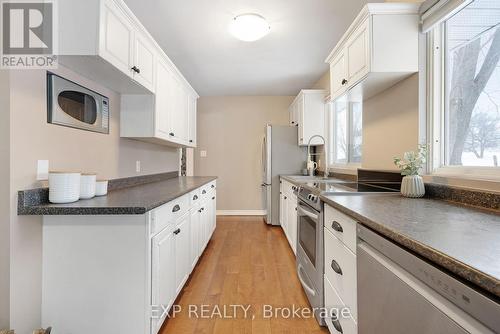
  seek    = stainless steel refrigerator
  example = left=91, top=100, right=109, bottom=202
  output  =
left=261, top=125, right=306, bottom=225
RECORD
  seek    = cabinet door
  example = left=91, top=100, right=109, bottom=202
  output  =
left=288, top=194, right=297, bottom=254
left=151, top=227, right=175, bottom=332
left=133, top=32, right=156, bottom=92
left=297, top=97, right=305, bottom=145
left=281, top=193, right=289, bottom=239
left=155, top=60, right=174, bottom=139
left=174, top=214, right=190, bottom=295
left=201, top=203, right=209, bottom=250
left=187, top=94, right=197, bottom=147
left=209, top=193, right=216, bottom=236
left=330, top=50, right=347, bottom=99
left=171, top=81, right=189, bottom=143
left=100, top=0, right=134, bottom=76
left=190, top=208, right=199, bottom=270
left=346, top=19, right=370, bottom=86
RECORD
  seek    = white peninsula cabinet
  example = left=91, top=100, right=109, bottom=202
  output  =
left=326, top=3, right=419, bottom=101
left=42, top=180, right=216, bottom=334
left=289, top=90, right=327, bottom=146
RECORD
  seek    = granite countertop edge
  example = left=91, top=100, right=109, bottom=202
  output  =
left=320, top=195, right=500, bottom=298
left=18, top=176, right=218, bottom=216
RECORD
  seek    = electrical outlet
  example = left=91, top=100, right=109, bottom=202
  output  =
left=136, top=160, right=141, bottom=173
left=200, top=150, right=207, bottom=158
left=37, top=160, right=49, bottom=180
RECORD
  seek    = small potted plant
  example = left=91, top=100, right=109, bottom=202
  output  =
left=393, top=145, right=427, bottom=198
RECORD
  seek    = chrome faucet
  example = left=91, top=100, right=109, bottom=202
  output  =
left=307, top=135, right=329, bottom=179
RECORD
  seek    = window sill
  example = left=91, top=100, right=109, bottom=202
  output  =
left=424, top=170, right=500, bottom=193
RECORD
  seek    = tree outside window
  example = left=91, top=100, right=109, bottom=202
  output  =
left=445, top=0, right=500, bottom=167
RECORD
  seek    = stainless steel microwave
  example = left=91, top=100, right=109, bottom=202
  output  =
left=47, top=73, right=109, bottom=134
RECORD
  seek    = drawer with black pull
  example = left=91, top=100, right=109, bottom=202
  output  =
left=324, top=227, right=357, bottom=321
left=151, top=194, right=189, bottom=235
left=324, top=204, right=357, bottom=254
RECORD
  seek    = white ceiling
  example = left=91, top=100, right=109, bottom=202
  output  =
left=124, top=0, right=379, bottom=96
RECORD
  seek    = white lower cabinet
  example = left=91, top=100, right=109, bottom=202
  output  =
left=174, top=213, right=190, bottom=295
left=151, top=226, right=175, bottom=333
left=41, top=180, right=216, bottom=334
left=279, top=178, right=297, bottom=254
left=324, top=203, right=358, bottom=334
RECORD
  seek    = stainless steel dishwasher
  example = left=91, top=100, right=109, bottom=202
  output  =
left=357, top=225, right=500, bottom=334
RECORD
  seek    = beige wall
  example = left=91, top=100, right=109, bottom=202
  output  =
left=8, top=65, right=180, bottom=332
left=363, top=74, right=420, bottom=170
left=194, top=96, right=292, bottom=211
left=0, top=72, right=10, bottom=330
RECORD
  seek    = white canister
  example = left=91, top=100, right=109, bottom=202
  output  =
left=95, top=180, right=108, bottom=196
left=80, top=173, right=97, bottom=199
left=49, top=172, right=81, bottom=204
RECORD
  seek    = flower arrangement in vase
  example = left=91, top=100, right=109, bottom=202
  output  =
left=393, top=145, right=427, bottom=198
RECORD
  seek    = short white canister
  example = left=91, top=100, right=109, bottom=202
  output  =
left=95, top=180, right=108, bottom=196
left=80, top=173, right=97, bottom=199
left=49, top=172, right=81, bottom=204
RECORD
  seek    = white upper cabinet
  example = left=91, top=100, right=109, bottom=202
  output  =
left=188, top=94, right=197, bottom=146
left=121, top=56, right=198, bottom=148
left=330, top=50, right=348, bottom=98
left=99, top=0, right=134, bottom=76
left=132, top=32, right=156, bottom=92
left=326, top=3, right=419, bottom=101
left=289, top=90, right=326, bottom=146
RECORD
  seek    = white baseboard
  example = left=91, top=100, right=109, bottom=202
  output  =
left=216, top=210, right=267, bottom=216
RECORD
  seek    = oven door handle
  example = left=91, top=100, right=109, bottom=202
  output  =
left=297, top=263, right=316, bottom=297
left=297, top=205, right=319, bottom=221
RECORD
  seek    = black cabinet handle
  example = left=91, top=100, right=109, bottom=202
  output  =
left=331, top=310, right=343, bottom=333
left=291, top=121, right=295, bottom=124
left=198, top=208, right=203, bottom=213
left=169, top=132, right=175, bottom=136
left=202, top=190, right=206, bottom=194
left=211, top=185, right=215, bottom=188
left=172, top=204, right=180, bottom=213
left=212, top=196, right=215, bottom=200
left=331, top=221, right=343, bottom=233
left=341, top=78, right=347, bottom=85
left=331, top=259, right=343, bottom=275
left=193, top=195, right=198, bottom=200
left=284, top=196, right=287, bottom=200
left=295, top=124, right=299, bottom=127
left=131, top=66, right=141, bottom=74
left=173, top=228, right=181, bottom=235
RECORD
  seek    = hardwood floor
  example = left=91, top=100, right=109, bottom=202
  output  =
left=160, top=216, right=329, bottom=334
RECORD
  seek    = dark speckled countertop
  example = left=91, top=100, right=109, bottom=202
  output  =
left=19, top=176, right=217, bottom=215
left=320, top=194, right=500, bottom=299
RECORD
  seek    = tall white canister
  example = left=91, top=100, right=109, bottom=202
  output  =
left=49, top=172, right=81, bottom=204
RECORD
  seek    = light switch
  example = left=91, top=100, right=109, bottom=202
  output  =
left=200, top=150, right=207, bottom=158
left=37, top=160, right=49, bottom=180
left=136, top=160, right=141, bottom=173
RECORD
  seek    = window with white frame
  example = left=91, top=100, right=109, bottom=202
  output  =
left=427, top=0, right=500, bottom=177
left=327, top=95, right=362, bottom=166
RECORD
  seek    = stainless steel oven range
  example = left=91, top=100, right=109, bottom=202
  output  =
left=295, top=186, right=325, bottom=326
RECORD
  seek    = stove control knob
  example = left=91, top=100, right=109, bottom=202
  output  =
left=310, top=195, right=317, bottom=202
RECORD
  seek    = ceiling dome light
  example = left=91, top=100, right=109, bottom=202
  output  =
left=228, top=13, right=270, bottom=42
